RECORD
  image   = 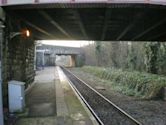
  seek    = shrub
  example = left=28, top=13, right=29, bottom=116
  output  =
left=81, top=66, right=166, bottom=99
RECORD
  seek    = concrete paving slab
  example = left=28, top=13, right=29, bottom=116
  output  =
left=29, top=102, right=55, bottom=117
left=55, top=79, right=69, bottom=116
left=25, top=68, right=56, bottom=117
left=26, top=82, right=56, bottom=117
left=35, top=67, right=55, bottom=83
left=56, top=116, right=73, bottom=125
left=16, top=117, right=57, bottom=125
left=57, top=67, right=97, bottom=125
left=15, top=67, right=97, bottom=125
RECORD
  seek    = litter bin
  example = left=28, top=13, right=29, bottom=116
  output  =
left=8, top=80, right=25, bottom=113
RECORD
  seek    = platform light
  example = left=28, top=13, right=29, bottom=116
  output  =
left=25, top=30, right=30, bottom=37
left=10, top=29, right=31, bottom=39
left=22, top=29, right=31, bottom=38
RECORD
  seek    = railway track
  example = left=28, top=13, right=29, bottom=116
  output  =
left=61, top=67, right=142, bottom=125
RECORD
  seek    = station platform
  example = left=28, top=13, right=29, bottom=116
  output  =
left=15, top=67, right=97, bottom=125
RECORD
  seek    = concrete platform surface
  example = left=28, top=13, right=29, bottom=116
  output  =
left=15, top=67, right=96, bottom=125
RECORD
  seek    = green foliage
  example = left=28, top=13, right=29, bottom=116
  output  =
left=144, top=42, right=160, bottom=74
left=128, top=44, right=137, bottom=70
left=76, top=56, right=84, bottom=67
left=83, top=42, right=166, bottom=75
left=82, top=66, right=166, bottom=99
left=157, top=43, right=166, bottom=74
left=95, top=41, right=101, bottom=53
left=95, top=41, right=102, bottom=66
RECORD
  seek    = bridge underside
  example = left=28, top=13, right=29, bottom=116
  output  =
left=3, top=3, right=166, bottom=41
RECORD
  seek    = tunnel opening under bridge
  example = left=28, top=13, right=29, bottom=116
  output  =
left=36, top=42, right=85, bottom=69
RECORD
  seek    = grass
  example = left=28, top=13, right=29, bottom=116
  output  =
left=81, top=66, right=166, bottom=99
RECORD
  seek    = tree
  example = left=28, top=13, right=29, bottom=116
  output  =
left=95, top=41, right=102, bottom=66
left=144, top=42, right=160, bottom=74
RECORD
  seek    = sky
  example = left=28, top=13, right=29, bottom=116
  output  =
left=39, top=40, right=94, bottom=48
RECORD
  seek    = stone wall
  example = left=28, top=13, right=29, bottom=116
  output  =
left=2, top=14, right=35, bottom=106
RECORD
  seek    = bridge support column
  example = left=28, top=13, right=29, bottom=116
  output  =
left=42, top=51, right=45, bottom=69
left=70, top=55, right=76, bottom=67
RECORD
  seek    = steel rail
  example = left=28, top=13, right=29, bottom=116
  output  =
left=61, top=66, right=104, bottom=125
left=61, top=66, right=142, bottom=125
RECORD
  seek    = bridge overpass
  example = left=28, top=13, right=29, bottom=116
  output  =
left=0, top=1, right=166, bottom=125
left=1, top=1, right=166, bottom=41
left=36, top=44, right=84, bottom=67
left=37, top=44, right=83, bottom=55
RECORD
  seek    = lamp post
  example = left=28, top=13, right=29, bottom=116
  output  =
left=10, top=29, right=30, bottom=39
